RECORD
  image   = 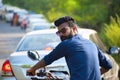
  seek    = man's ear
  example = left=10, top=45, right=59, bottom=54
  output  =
left=73, top=26, right=77, bottom=30
left=72, top=26, right=78, bottom=33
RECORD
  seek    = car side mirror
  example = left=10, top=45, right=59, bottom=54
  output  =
left=27, top=50, right=40, bottom=60
left=108, top=46, right=120, bottom=54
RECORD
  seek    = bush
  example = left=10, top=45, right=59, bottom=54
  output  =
left=104, top=14, right=120, bottom=47
left=101, top=14, right=120, bottom=66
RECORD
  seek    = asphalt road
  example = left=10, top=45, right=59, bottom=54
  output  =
left=0, top=20, right=25, bottom=72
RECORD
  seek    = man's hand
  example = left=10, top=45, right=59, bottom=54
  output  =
left=26, top=68, right=36, bottom=76
left=26, top=58, right=46, bottom=76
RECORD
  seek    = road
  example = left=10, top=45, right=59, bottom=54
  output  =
left=0, top=20, right=25, bottom=71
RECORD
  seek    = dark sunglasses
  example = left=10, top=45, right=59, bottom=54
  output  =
left=56, top=27, right=68, bottom=35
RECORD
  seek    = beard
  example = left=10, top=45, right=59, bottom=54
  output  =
left=60, top=30, right=74, bottom=41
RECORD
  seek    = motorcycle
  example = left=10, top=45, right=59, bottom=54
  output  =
left=26, top=50, right=70, bottom=80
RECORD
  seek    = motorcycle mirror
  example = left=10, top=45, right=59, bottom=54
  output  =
left=27, top=50, right=40, bottom=60
left=108, top=46, right=119, bottom=55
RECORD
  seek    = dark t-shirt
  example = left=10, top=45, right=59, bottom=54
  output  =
left=44, top=34, right=112, bottom=80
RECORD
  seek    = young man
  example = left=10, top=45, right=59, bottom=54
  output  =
left=27, top=16, right=112, bottom=80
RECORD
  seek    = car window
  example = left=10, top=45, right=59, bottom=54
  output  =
left=16, top=33, right=60, bottom=51
left=90, top=33, right=107, bottom=52
left=33, top=25, right=50, bottom=30
left=7, top=10, right=13, bottom=13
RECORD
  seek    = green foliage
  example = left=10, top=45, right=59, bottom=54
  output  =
left=104, top=15, right=120, bottom=47
left=100, top=14, right=120, bottom=66
left=46, top=9, right=66, bottom=22
left=2, top=0, right=120, bottom=32
left=109, top=0, right=120, bottom=18
left=3, top=0, right=109, bottom=31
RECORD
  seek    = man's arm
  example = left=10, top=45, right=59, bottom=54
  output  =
left=26, top=58, right=46, bottom=76
left=97, top=46, right=112, bottom=75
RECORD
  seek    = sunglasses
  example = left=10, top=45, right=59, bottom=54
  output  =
left=56, top=27, right=68, bottom=35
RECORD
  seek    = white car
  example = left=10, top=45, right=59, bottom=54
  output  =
left=1, top=28, right=119, bottom=80
left=4, top=9, right=14, bottom=22
left=28, top=14, right=45, bottom=19
left=26, top=23, right=51, bottom=32
left=26, top=18, right=48, bottom=32
left=21, top=14, right=47, bottom=29
left=4, top=6, right=20, bottom=22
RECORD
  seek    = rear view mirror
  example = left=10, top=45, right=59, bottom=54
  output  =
left=27, top=50, right=40, bottom=60
left=108, top=46, right=120, bottom=54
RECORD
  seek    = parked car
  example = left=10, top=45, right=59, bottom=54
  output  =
left=4, top=6, right=19, bottom=22
left=4, top=9, right=14, bottom=22
left=26, top=23, right=51, bottom=32
left=28, top=14, right=45, bottom=19
left=20, top=14, right=46, bottom=29
left=0, top=4, right=5, bottom=20
left=1, top=28, right=119, bottom=80
left=26, top=18, right=48, bottom=32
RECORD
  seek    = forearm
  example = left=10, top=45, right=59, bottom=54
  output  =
left=31, top=58, right=46, bottom=71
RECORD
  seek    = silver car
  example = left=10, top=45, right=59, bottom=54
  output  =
left=1, top=28, right=119, bottom=80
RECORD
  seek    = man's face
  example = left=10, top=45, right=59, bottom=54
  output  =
left=56, top=22, right=74, bottom=41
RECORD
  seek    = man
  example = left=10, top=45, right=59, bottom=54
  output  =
left=27, top=16, right=112, bottom=80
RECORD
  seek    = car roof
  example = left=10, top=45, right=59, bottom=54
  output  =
left=25, top=28, right=97, bottom=37
left=28, top=18, right=47, bottom=23
left=28, top=18, right=46, bottom=21
left=26, top=29, right=57, bottom=36
left=32, top=22, right=50, bottom=26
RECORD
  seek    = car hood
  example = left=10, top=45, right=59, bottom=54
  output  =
left=10, top=50, right=67, bottom=68
left=9, top=50, right=68, bottom=80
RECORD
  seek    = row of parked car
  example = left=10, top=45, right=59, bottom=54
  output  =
left=0, top=4, right=120, bottom=80
left=0, top=4, right=53, bottom=33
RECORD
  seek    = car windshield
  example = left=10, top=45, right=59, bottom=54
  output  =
left=16, top=33, right=60, bottom=51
